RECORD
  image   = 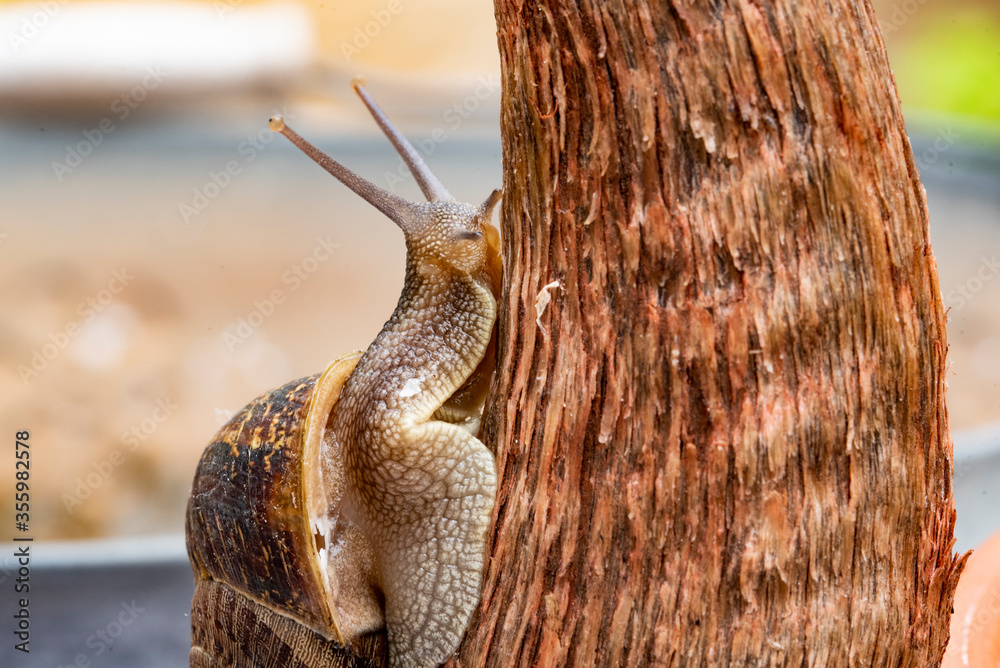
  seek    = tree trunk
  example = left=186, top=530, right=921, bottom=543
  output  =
left=456, top=0, right=967, bottom=665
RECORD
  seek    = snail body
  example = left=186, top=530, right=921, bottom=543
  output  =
left=186, top=80, right=502, bottom=668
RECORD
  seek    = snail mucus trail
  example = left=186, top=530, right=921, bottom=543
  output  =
left=185, top=78, right=502, bottom=668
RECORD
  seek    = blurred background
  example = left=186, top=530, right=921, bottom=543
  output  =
left=0, top=0, right=997, bottom=548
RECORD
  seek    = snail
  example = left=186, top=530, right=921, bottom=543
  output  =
left=185, top=78, right=502, bottom=668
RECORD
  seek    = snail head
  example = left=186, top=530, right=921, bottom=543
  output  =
left=269, top=77, right=501, bottom=279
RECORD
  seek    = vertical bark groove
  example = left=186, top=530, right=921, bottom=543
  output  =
left=455, top=0, right=967, bottom=666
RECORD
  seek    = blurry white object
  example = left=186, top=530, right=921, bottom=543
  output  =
left=0, top=1, right=313, bottom=102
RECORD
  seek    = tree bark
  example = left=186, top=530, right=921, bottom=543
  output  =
left=456, top=0, right=967, bottom=665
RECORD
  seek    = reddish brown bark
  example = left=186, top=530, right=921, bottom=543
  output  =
left=456, top=0, right=967, bottom=665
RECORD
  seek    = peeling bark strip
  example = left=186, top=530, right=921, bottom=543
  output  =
left=458, top=1, right=967, bottom=666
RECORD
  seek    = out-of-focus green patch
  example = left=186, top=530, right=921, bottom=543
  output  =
left=891, top=9, right=1000, bottom=121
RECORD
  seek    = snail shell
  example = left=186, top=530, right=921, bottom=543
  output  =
left=187, top=352, right=387, bottom=666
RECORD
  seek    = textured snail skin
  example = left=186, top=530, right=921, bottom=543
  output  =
left=186, top=198, right=502, bottom=668
left=331, top=198, right=501, bottom=668
left=186, top=82, right=502, bottom=668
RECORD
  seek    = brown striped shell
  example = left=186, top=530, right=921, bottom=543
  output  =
left=186, top=352, right=387, bottom=666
